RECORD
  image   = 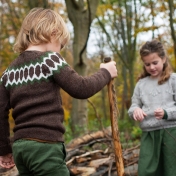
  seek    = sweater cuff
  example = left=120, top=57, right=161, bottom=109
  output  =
left=100, top=68, right=111, bottom=82
left=0, top=145, right=12, bottom=156
left=162, top=110, right=168, bottom=119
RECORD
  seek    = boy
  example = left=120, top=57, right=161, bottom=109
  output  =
left=0, top=8, right=117, bottom=175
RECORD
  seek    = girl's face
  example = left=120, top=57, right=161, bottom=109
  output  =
left=142, top=53, right=166, bottom=78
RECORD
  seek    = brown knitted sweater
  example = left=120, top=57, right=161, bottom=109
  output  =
left=0, top=51, right=111, bottom=155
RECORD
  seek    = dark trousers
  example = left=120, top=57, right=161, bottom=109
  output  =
left=12, top=139, right=69, bottom=176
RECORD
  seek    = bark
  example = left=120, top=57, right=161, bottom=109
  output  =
left=28, top=0, right=50, bottom=9
left=107, top=78, right=124, bottom=176
left=65, top=0, right=99, bottom=137
left=168, top=0, right=176, bottom=70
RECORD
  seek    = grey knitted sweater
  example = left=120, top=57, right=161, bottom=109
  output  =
left=128, top=73, right=176, bottom=132
left=0, top=51, right=111, bottom=155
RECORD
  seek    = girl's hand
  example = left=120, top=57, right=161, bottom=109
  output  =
left=154, top=108, right=164, bottom=120
left=0, top=153, right=15, bottom=169
left=133, top=107, right=147, bottom=121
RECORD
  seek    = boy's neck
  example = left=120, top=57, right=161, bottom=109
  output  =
left=25, top=41, right=61, bottom=53
left=26, top=44, right=49, bottom=52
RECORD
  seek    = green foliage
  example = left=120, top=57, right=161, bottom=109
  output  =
left=118, top=115, right=134, bottom=131
left=119, top=127, right=141, bottom=149
left=63, top=119, right=74, bottom=144
left=131, top=126, right=142, bottom=140
left=118, top=114, right=141, bottom=147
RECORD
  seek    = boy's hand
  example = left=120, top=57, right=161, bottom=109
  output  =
left=154, top=108, right=164, bottom=120
left=100, top=61, right=117, bottom=78
left=133, top=107, right=147, bottom=121
left=0, top=153, right=15, bottom=169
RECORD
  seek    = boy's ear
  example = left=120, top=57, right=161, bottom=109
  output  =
left=51, top=30, right=57, bottom=36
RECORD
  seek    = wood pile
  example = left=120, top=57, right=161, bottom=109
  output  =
left=66, top=127, right=139, bottom=176
left=0, top=127, right=139, bottom=176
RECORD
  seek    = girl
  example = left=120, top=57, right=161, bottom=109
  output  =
left=128, top=39, right=176, bottom=176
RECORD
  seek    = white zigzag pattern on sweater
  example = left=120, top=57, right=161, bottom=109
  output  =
left=1, top=52, right=67, bottom=87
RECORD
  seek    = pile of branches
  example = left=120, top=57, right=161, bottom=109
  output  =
left=0, top=127, right=139, bottom=176
left=66, top=127, right=139, bottom=176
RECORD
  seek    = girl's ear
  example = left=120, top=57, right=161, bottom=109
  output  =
left=163, top=57, right=166, bottom=64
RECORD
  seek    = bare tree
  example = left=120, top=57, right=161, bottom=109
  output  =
left=96, top=0, right=140, bottom=117
left=65, top=0, right=99, bottom=137
left=168, top=0, right=176, bottom=69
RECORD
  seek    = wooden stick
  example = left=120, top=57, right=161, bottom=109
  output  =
left=104, top=57, right=125, bottom=176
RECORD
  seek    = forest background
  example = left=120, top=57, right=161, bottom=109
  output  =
left=0, top=0, right=176, bottom=147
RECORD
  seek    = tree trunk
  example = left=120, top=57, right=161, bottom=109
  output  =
left=65, top=0, right=99, bottom=137
left=28, top=0, right=50, bottom=9
left=168, top=0, right=176, bottom=70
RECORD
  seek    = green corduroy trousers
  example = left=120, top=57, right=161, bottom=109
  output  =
left=12, top=139, right=69, bottom=176
left=138, top=127, right=176, bottom=176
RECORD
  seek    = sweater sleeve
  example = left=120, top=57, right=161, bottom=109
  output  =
left=54, top=66, right=111, bottom=99
left=128, top=81, right=143, bottom=119
left=0, top=74, right=12, bottom=156
left=164, top=73, right=176, bottom=120
left=45, top=52, right=112, bottom=99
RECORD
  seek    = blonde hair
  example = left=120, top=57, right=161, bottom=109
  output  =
left=13, top=8, right=70, bottom=53
left=138, top=39, right=173, bottom=84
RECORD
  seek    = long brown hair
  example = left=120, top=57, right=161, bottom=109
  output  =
left=138, top=39, right=173, bottom=84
